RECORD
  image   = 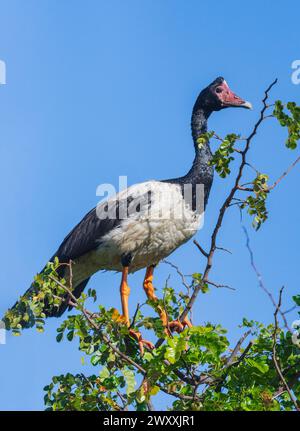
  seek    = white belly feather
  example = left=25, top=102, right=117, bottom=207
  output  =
left=72, top=181, right=203, bottom=284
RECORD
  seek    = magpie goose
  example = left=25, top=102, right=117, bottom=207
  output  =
left=9, top=77, right=251, bottom=352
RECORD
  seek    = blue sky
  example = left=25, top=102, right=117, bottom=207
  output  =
left=0, top=0, right=299, bottom=410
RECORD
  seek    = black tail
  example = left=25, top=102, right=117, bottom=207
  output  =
left=4, top=275, right=91, bottom=329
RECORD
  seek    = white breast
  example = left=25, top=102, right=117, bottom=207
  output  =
left=95, top=181, right=203, bottom=272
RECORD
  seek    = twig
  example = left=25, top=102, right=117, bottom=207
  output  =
left=224, top=330, right=251, bottom=368
left=274, top=370, right=300, bottom=400
left=283, top=305, right=298, bottom=315
left=236, top=340, right=254, bottom=364
left=50, top=273, right=206, bottom=401
left=193, top=239, right=209, bottom=258
left=206, top=337, right=255, bottom=394
left=237, top=185, right=253, bottom=192
left=241, top=225, right=291, bottom=332
left=129, top=303, right=141, bottom=329
left=49, top=275, right=147, bottom=375
left=215, top=246, right=232, bottom=255
left=157, top=382, right=202, bottom=402
left=206, top=280, right=235, bottom=291
left=163, top=259, right=191, bottom=293
left=116, top=391, right=128, bottom=411
left=267, top=155, right=300, bottom=191
left=239, top=155, right=300, bottom=193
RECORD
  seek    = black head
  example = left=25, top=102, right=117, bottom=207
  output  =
left=194, top=76, right=252, bottom=113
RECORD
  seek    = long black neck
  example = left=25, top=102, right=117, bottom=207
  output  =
left=163, top=103, right=214, bottom=209
left=187, top=106, right=213, bottom=181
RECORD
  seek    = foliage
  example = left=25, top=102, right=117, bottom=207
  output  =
left=3, top=258, right=67, bottom=334
left=3, top=263, right=300, bottom=411
left=273, top=101, right=300, bottom=149
left=241, top=173, right=269, bottom=229
left=208, top=133, right=240, bottom=178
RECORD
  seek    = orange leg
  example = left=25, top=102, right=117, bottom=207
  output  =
left=168, top=316, right=192, bottom=333
left=143, top=266, right=192, bottom=335
left=120, top=266, right=130, bottom=325
left=120, top=266, right=154, bottom=355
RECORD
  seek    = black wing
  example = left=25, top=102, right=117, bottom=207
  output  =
left=53, top=206, right=121, bottom=262
left=53, top=185, right=153, bottom=263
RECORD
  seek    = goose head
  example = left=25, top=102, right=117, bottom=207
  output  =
left=196, top=76, right=252, bottom=112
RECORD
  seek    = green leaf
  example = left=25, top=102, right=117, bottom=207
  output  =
left=292, top=295, right=300, bottom=306
left=123, top=369, right=136, bottom=396
left=165, top=336, right=187, bottom=364
left=246, top=358, right=269, bottom=374
left=56, top=332, right=63, bottom=343
left=99, top=366, right=110, bottom=379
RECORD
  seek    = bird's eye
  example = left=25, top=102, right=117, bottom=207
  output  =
left=216, top=87, right=222, bottom=93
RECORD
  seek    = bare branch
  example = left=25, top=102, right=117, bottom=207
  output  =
left=193, top=239, right=209, bottom=258
left=163, top=259, right=191, bottom=293
left=241, top=225, right=291, bottom=332
left=237, top=185, right=254, bottom=192
left=180, top=79, right=278, bottom=322
left=237, top=153, right=300, bottom=195
left=215, top=246, right=232, bottom=255
left=129, top=302, right=141, bottom=329
left=267, top=155, right=300, bottom=191
left=206, top=280, right=235, bottom=291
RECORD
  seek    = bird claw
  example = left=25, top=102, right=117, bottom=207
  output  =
left=66, top=295, right=77, bottom=308
left=129, top=328, right=154, bottom=355
left=166, top=317, right=192, bottom=335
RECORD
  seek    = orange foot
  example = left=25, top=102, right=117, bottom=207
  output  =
left=167, top=316, right=192, bottom=334
left=129, top=328, right=155, bottom=356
